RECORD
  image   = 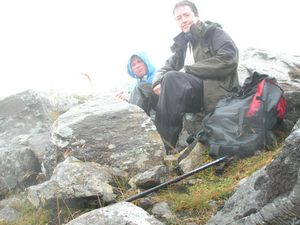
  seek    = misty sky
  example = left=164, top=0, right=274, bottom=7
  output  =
left=0, top=0, right=299, bottom=98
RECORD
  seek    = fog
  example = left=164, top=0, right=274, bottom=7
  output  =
left=0, top=0, right=299, bottom=98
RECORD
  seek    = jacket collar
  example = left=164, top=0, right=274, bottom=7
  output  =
left=171, top=32, right=188, bottom=52
left=190, top=21, right=205, bottom=38
left=171, top=21, right=205, bottom=52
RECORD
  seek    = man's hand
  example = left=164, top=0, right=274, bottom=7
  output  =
left=116, top=91, right=129, bottom=102
left=153, top=84, right=161, bottom=96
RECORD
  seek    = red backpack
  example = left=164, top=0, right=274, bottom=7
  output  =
left=193, top=71, right=286, bottom=158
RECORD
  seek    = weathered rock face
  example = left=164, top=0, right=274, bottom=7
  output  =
left=42, top=90, right=84, bottom=115
left=50, top=97, right=164, bottom=176
left=238, top=48, right=300, bottom=85
left=0, top=196, right=26, bottom=223
left=0, top=90, right=53, bottom=160
left=0, top=146, right=40, bottom=197
left=207, top=119, right=300, bottom=225
left=27, top=156, right=126, bottom=208
left=65, top=201, right=164, bottom=225
left=282, top=86, right=300, bottom=123
left=0, top=90, right=53, bottom=196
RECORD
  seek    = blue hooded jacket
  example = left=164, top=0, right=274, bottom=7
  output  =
left=127, top=51, right=156, bottom=84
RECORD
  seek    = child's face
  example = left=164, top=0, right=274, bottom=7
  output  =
left=131, top=57, right=148, bottom=78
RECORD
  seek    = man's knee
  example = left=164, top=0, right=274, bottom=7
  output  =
left=162, top=71, right=184, bottom=85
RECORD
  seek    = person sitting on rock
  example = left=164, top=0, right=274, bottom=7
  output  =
left=152, top=0, right=240, bottom=154
left=117, top=51, right=158, bottom=117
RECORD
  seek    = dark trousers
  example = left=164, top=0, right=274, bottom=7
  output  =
left=129, top=82, right=158, bottom=116
left=154, top=71, right=203, bottom=153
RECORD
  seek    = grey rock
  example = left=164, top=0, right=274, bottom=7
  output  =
left=0, top=196, right=25, bottom=223
left=0, top=146, right=40, bottom=196
left=27, top=156, right=125, bottom=208
left=0, top=90, right=54, bottom=195
left=129, top=165, right=167, bottom=189
left=238, top=48, right=300, bottom=85
left=0, top=90, right=53, bottom=161
left=65, top=201, right=164, bottom=225
left=50, top=97, right=164, bottom=176
left=152, top=202, right=179, bottom=224
left=207, top=122, right=300, bottom=225
left=178, top=142, right=205, bottom=174
left=138, top=197, right=154, bottom=210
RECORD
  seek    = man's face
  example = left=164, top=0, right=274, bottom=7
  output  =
left=174, top=5, right=199, bottom=33
left=131, top=57, right=147, bottom=78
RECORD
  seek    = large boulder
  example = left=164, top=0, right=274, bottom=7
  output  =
left=27, top=156, right=126, bottom=208
left=50, top=97, right=164, bottom=176
left=0, top=89, right=53, bottom=160
left=0, top=90, right=53, bottom=196
left=238, top=48, right=300, bottom=85
left=0, top=146, right=40, bottom=198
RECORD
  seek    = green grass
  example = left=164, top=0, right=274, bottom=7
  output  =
left=0, top=198, right=94, bottom=225
left=151, top=148, right=281, bottom=224
left=0, top=200, right=50, bottom=225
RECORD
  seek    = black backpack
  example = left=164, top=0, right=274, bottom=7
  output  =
left=191, top=71, right=286, bottom=159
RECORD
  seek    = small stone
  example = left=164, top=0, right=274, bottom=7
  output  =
left=108, top=144, right=116, bottom=149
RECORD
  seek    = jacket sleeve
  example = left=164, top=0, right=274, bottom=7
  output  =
left=152, top=49, right=185, bottom=88
left=185, top=29, right=238, bottom=79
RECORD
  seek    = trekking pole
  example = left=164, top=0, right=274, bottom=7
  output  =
left=124, top=156, right=227, bottom=202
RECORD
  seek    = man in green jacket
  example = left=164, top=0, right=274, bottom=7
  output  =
left=152, top=0, right=239, bottom=154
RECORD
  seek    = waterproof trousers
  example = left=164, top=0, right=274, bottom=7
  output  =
left=154, top=71, right=203, bottom=154
left=129, top=82, right=158, bottom=116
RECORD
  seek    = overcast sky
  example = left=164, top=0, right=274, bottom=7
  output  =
left=0, top=0, right=299, bottom=98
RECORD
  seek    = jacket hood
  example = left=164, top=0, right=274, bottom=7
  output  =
left=127, top=51, right=156, bottom=84
left=190, top=21, right=222, bottom=39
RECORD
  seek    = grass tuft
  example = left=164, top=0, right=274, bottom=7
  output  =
left=153, top=147, right=281, bottom=224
